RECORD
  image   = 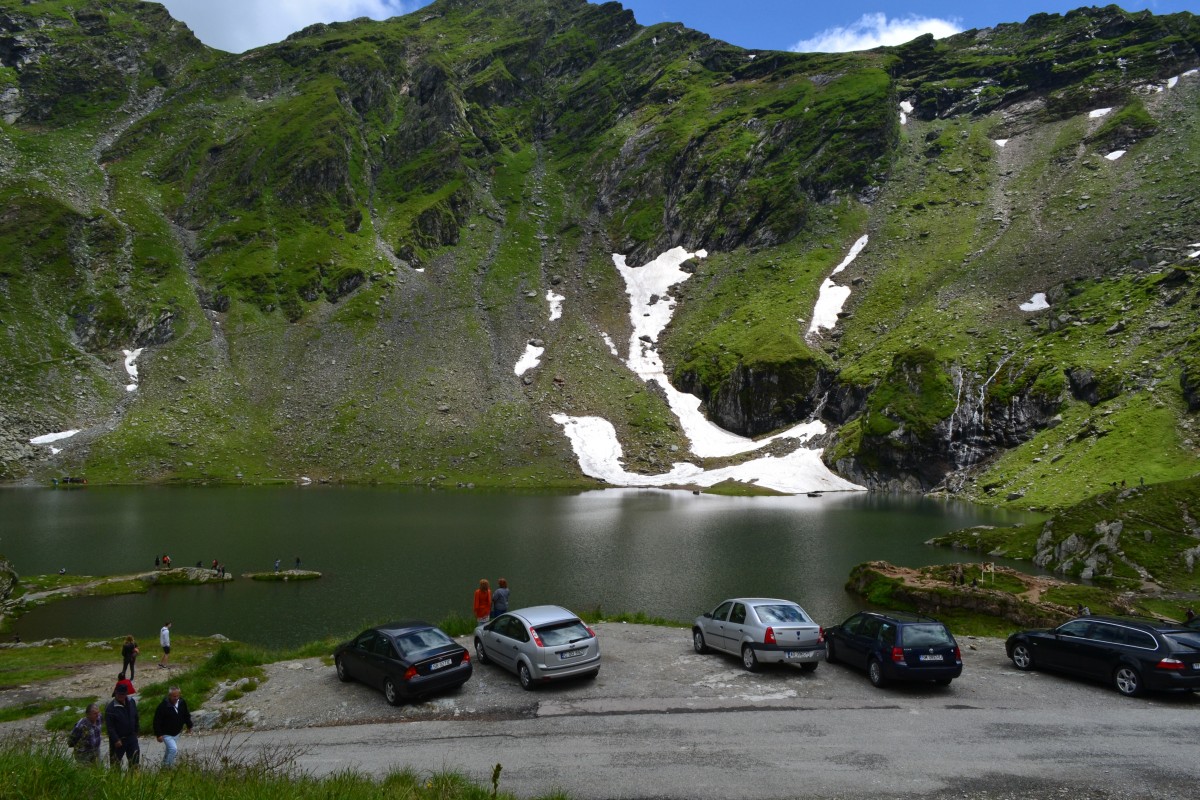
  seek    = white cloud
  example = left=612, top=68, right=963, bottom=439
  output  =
left=791, top=13, right=962, bottom=53
left=156, top=0, right=424, bottom=53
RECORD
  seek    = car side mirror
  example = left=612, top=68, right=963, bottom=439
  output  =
left=703, top=612, right=713, bottom=619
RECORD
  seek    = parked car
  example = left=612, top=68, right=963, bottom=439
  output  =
left=824, top=610, right=962, bottom=687
left=474, top=605, right=600, bottom=690
left=334, top=621, right=471, bottom=705
left=1006, top=615, right=1200, bottom=697
left=692, top=598, right=824, bottom=672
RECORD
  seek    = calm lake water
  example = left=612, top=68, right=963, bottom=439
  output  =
left=1, top=486, right=1037, bottom=649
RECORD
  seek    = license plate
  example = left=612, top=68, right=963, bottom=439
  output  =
left=785, top=650, right=819, bottom=660
left=1194, top=663, right=1200, bottom=670
left=560, top=649, right=585, bottom=660
left=919, top=654, right=944, bottom=662
left=430, top=658, right=452, bottom=671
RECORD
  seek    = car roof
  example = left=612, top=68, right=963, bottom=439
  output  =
left=858, top=610, right=942, bottom=625
left=374, top=621, right=434, bottom=636
left=508, top=605, right=580, bottom=626
left=724, top=598, right=800, bottom=606
left=1076, top=615, right=1187, bottom=632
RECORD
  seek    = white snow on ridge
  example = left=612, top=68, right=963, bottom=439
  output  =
left=1019, top=293, right=1049, bottom=312
left=31, top=430, right=80, bottom=445
left=1167, top=76, right=1179, bottom=89
left=807, top=235, right=868, bottom=339
left=552, top=414, right=860, bottom=494
left=546, top=290, right=565, bottom=321
left=1105, top=150, right=1126, bottom=161
left=899, top=100, right=913, bottom=125
left=1089, top=107, right=1112, bottom=119
left=123, top=347, right=144, bottom=392
left=514, top=343, right=544, bottom=376
left=994, top=139, right=1009, bottom=147
left=601, top=332, right=619, bottom=357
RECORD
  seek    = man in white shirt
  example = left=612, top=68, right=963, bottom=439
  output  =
left=159, top=622, right=172, bottom=668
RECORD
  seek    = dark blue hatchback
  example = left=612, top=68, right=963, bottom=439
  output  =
left=334, top=621, right=471, bottom=705
left=825, top=611, right=963, bottom=688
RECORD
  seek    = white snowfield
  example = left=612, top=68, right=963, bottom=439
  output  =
left=1019, top=293, right=1049, bottom=312
left=30, top=430, right=79, bottom=445
left=123, top=347, right=144, bottom=392
left=994, top=138, right=1009, bottom=147
left=546, top=290, right=565, bottom=322
left=514, top=343, right=544, bottom=376
left=807, top=235, right=868, bottom=339
left=551, top=246, right=865, bottom=494
left=1089, top=107, right=1113, bottom=119
left=1105, top=150, right=1126, bottom=161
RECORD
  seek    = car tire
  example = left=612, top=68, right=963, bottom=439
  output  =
left=935, top=677, right=953, bottom=686
left=741, top=646, right=760, bottom=672
left=800, top=662, right=818, bottom=673
left=825, top=640, right=838, bottom=664
left=1010, top=642, right=1035, bottom=671
left=384, top=678, right=402, bottom=706
left=335, top=656, right=351, bottom=682
left=693, top=629, right=709, bottom=654
left=868, top=658, right=888, bottom=688
left=1113, top=665, right=1143, bottom=697
left=474, top=638, right=490, bottom=664
left=518, top=662, right=535, bottom=691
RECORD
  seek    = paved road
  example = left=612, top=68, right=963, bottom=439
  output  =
left=191, top=624, right=1200, bottom=799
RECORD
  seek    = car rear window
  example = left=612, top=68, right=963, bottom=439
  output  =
left=901, top=624, right=953, bottom=647
left=1164, top=632, right=1200, bottom=652
left=536, top=619, right=592, bottom=647
left=755, top=604, right=810, bottom=624
left=395, top=628, right=454, bottom=658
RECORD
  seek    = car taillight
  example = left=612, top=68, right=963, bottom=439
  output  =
left=403, top=666, right=418, bottom=681
left=462, top=651, right=470, bottom=663
left=530, top=629, right=545, bottom=647
left=817, top=626, right=825, bottom=644
left=585, top=625, right=596, bottom=637
left=891, top=647, right=905, bottom=663
left=764, top=627, right=776, bottom=645
left=953, top=646, right=962, bottom=662
left=1155, top=657, right=1185, bottom=671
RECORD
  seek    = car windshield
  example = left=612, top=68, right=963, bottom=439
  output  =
left=394, top=628, right=454, bottom=658
left=901, top=624, right=953, bottom=647
left=755, top=604, right=809, bottom=624
left=535, top=619, right=591, bottom=647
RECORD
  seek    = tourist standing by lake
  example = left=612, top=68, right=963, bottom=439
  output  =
left=491, top=578, right=510, bottom=619
left=152, top=686, right=192, bottom=768
left=120, top=634, right=139, bottom=679
left=159, top=622, right=172, bottom=669
left=67, top=703, right=102, bottom=764
left=473, top=579, right=491, bottom=623
left=104, top=684, right=139, bottom=769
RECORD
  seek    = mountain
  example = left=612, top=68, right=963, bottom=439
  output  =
left=1, top=0, right=1197, bottom=509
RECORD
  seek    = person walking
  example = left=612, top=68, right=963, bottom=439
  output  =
left=113, top=673, right=136, bottom=699
left=159, top=622, right=172, bottom=669
left=152, top=686, right=193, bottom=768
left=491, top=578, right=510, bottom=619
left=473, top=579, right=492, bottom=624
left=104, top=684, right=139, bottom=769
left=67, top=703, right=102, bottom=764
left=274, top=558, right=281, bottom=573
left=120, top=635, right=139, bottom=679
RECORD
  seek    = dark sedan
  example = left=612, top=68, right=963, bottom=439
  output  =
left=1006, top=615, right=1200, bottom=697
left=334, top=621, right=471, bottom=705
left=825, top=610, right=962, bottom=687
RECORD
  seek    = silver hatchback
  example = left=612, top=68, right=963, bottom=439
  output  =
left=474, top=605, right=600, bottom=690
left=693, top=597, right=824, bottom=672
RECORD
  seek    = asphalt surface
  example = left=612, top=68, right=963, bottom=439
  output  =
left=186, top=623, right=1200, bottom=799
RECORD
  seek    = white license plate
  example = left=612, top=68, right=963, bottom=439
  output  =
left=1193, top=663, right=1200, bottom=670
left=919, top=654, right=944, bottom=662
left=560, top=649, right=585, bottom=660
left=785, top=650, right=818, bottom=660
left=430, top=658, right=452, bottom=670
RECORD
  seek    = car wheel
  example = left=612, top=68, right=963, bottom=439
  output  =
left=1010, top=642, right=1035, bottom=671
left=693, top=629, right=709, bottom=654
left=825, top=640, right=838, bottom=664
left=1113, top=665, right=1143, bottom=697
left=335, top=656, right=351, bottom=682
left=868, top=658, right=888, bottom=688
left=384, top=678, right=402, bottom=706
left=518, top=662, right=535, bottom=691
left=800, top=662, right=818, bottom=673
left=741, top=646, right=760, bottom=672
left=474, top=638, right=490, bottom=664
left=935, top=677, right=953, bottom=686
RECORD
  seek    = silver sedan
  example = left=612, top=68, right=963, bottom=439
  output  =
left=474, top=605, right=600, bottom=690
left=693, top=597, right=824, bottom=672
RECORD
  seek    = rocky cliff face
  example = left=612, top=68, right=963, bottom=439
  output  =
left=0, top=0, right=1197, bottom=508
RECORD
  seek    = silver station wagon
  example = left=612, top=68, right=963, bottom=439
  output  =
left=474, top=605, right=600, bottom=690
left=693, top=597, right=824, bottom=672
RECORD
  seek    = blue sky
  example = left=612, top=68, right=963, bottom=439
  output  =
left=154, top=1, right=1198, bottom=55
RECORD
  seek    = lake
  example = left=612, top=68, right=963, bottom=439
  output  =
left=0, top=486, right=1037, bottom=649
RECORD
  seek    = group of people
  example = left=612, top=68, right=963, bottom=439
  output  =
left=69, top=622, right=183, bottom=769
left=155, top=553, right=230, bottom=576
left=473, top=578, right=510, bottom=622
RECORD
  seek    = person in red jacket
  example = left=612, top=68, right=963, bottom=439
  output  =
left=473, top=579, right=492, bottom=623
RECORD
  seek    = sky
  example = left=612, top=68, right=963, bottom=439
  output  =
left=153, top=1, right=1197, bottom=55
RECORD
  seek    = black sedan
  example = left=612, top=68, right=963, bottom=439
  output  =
left=1006, top=615, right=1200, bottom=697
left=334, top=621, right=471, bottom=705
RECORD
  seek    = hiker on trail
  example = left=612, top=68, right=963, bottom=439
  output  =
left=105, top=684, right=140, bottom=769
left=67, top=703, right=102, bottom=764
left=121, top=635, right=139, bottom=679
left=152, top=686, right=193, bottom=768
left=162, top=554, right=171, bottom=568
left=491, top=578, right=510, bottom=619
left=473, top=579, right=492, bottom=623
left=274, top=558, right=281, bottom=573
left=159, top=622, right=172, bottom=668
left=155, top=555, right=160, bottom=569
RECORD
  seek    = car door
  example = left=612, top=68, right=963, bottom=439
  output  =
left=345, top=631, right=380, bottom=686
left=845, top=615, right=881, bottom=670
left=484, top=615, right=522, bottom=672
left=725, top=602, right=750, bottom=652
left=1038, top=619, right=1092, bottom=672
left=701, top=601, right=734, bottom=653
